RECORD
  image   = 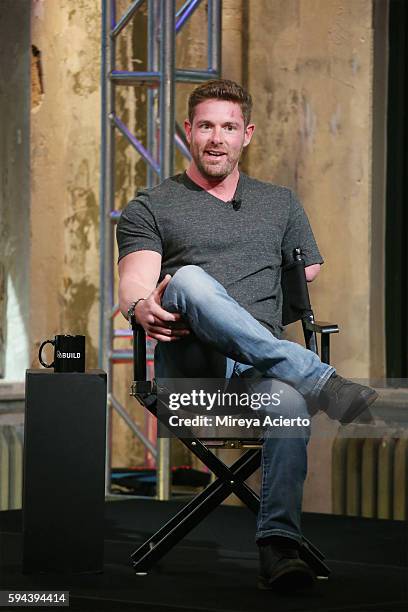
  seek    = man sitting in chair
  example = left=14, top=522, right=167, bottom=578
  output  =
left=117, top=79, right=377, bottom=591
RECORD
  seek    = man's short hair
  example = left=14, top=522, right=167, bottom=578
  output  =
left=188, top=79, right=252, bottom=126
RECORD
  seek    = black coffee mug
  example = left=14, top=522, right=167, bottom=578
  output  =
left=38, top=335, right=86, bottom=373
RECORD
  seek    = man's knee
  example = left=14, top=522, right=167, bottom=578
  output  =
left=173, top=264, right=206, bottom=284
left=166, top=265, right=215, bottom=301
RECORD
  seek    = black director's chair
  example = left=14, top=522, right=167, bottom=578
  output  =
left=129, top=248, right=339, bottom=576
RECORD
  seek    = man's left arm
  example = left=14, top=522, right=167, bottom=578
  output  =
left=305, top=263, right=320, bottom=282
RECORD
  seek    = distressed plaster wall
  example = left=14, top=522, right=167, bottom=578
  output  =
left=245, top=0, right=385, bottom=513
left=30, top=0, right=151, bottom=468
left=0, top=1, right=31, bottom=380
left=247, top=0, right=381, bottom=379
left=30, top=0, right=101, bottom=370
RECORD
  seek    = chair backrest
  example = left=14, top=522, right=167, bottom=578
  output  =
left=281, top=248, right=313, bottom=326
left=132, top=248, right=315, bottom=381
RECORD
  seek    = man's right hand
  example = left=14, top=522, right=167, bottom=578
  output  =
left=134, top=274, right=190, bottom=342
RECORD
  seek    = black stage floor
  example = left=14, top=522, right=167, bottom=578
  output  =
left=1, top=499, right=407, bottom=612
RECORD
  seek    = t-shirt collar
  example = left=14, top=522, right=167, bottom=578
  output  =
left=181, top=170, right=246, bottom=203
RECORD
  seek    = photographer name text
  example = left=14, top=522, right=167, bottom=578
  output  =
left=167, top=415, right=310, bottom=428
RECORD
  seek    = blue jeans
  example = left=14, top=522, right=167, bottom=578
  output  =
left=155, top=265, right=334, bottom=544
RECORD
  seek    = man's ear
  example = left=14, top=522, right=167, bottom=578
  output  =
left=184, top=118, right=192, bottom=144
left=243, top=123, right=255, bottom=148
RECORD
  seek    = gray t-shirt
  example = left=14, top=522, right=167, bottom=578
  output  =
left=117, top=172, right=323, bottom=336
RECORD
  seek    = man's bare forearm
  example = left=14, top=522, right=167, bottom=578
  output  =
left=119, top=278, right=151, bottom=319
left=118, top=250, right=162, bottom=319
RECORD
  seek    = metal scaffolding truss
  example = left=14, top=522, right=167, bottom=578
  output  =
left=100, top=0, right=222, bottom=498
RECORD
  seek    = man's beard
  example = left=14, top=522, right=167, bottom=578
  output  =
left=196, top=156, right=234, bottom=179
left=191, top=143, right=244, bottom=180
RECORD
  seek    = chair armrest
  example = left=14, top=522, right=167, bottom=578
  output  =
left=303, top=320, right=339, bottom=335
left=303, top=319, right=338, bottom=365
left=131, top=380, right=154, bottom=396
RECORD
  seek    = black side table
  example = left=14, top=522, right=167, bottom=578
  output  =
left=22, top=369, right=107, bottom=573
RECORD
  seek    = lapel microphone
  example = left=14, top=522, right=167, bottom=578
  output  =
left=229, top=174, right=244, bottom=210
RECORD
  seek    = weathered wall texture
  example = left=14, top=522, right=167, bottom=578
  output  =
left=30, top=0, right=153, bottom=468
left=245, top=0, right=382, bottom=513
left=0, top=1, right=31, bottom=380
left=246, top=0, right=380, bottom=380
left=30, top=0, right=101, bottom=370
